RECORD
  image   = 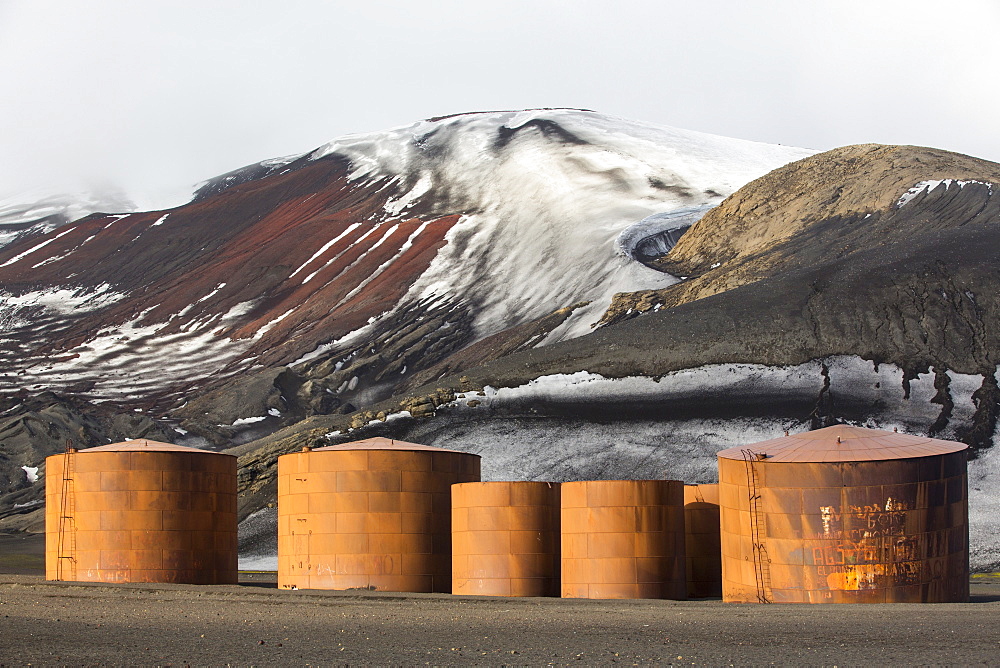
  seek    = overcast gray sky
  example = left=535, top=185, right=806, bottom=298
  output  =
left=1, top=0, right=998, bottom=209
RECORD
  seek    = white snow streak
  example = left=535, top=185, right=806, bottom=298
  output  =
left=332, top=220, right=431, bottom=310
left=289, top=223, right=361, bottom=278
left=302, top=223, right=386, bottom=285
left=102, top=214, right=130, bottom=229
left=0, top=227, right=76, bottom=268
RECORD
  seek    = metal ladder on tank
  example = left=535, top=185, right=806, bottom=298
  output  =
left=741, top=449, right=772, bottom=603
left=56, top=442, right=77, bottom=581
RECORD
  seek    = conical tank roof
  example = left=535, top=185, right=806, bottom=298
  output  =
left=80, top=439, right=229, bottom=454
left=717, top=424, right=967, bottom=463
left=311, top=436, right=471, bottom=455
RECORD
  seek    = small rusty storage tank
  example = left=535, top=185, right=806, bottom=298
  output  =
left=45, top=440, right=238, bottom=584
left=561, top=480, right=686, bottom=599
left=278, top=437, right=480, bottom=592
left=684, top=483, right=722, bottom=598
left=718, top=425, right=969, bottom=603
left=452, top=481, right=561, bottom=597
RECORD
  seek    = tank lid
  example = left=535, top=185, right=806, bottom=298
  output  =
left=79, top=439, right=231, bottom=455
left=311, top=436, right=475, bottom=455
left=717, top=425, right=968, bottom=462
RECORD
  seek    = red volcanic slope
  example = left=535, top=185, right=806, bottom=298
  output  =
left=0, top=155, right=458, bottom=398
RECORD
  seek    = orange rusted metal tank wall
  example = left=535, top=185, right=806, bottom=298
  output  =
left=684, top=483, right=722, bottom=598
left=278, top=437, right=480, bottom=592
left=561, top=480, right=686, bottom=599
left=452, top=481, right=561, bottom=597
left=718, top=425, right=969, bottom=603
left=45, top=440, right=238, bottom=584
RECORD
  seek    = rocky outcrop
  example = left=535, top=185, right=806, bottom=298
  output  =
left=0, top=391, right=174, bottom=531
left=601, top=144, right=1000, bottom=324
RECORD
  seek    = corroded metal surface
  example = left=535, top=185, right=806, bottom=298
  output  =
left=45, top=440, right=238, bottom=584
left=717, top=424, right=967, bottom=462
left=684, top=484, right=722, bottom=598
left=452, top=481, right=561, bottom=597
left=278, top=440, right=480, bottom=592
left=718, top=425, right=969, bottom=603
left=561, top=480, right=686, bottom=600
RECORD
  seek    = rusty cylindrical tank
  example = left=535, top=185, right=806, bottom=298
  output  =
left=452, top=481, right=561, bottom=597
left=684, top=483, right=722, bottom=598
left=278, top=437, right=480, bottom=592
left=561, top=480, right=686, bottom=599
left=718, top=425, right=969, bottom=603
left=45, top=440, right=238, bottom=584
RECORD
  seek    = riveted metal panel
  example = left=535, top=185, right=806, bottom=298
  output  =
left=561, top=480, right=686, bottom=600
left=277, top=441, right=480, bottom=592
left=45, top=441, right=238, bottom=584
left=451, top=482, right=561, bottom=597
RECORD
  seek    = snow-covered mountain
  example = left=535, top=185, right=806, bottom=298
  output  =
left=0, top=110, right=812, bottom=408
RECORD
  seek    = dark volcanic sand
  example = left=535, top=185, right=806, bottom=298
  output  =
left=0, top=532, right=44, bottom=575
left=2, top=571, right=1000, bottom=666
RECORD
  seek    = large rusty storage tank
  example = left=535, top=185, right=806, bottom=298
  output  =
left=718, top=425, right=969, bottom=603
left=452, top=481, right=561, bottom=597
left=684, top=483, right=722, bottom=598
left=45, top=440, right=238, bottom=584
left=278, top=437, right=480, bottom=592
left=561, top=480, right=686, bottom=599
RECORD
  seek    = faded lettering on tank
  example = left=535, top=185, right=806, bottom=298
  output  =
left=805, top=496, right=944, bottom=590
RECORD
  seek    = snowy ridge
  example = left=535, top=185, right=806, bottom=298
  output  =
left=0, top=190, right=137, bottom=251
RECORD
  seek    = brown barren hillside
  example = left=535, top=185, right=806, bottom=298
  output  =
left=601, top=144, right=1000, bottom=321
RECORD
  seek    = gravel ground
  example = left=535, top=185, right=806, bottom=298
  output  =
left=4, top=534, right=999, bottom=666
left=1, top=573, right=999, bottom=666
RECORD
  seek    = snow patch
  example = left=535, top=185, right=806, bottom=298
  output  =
left=448, top=364, right=825, bottom=410
left=231, top=416, right=267, bottom=427
left=21, top=465, right=39, bottom=483
left=0, top=304, right=254, bottom=400
left=897, top=179, right=994, bottom=207
left=0, top=283, right=126, bottom=328
left=615, top=205, right=712, bottom=260
left=384, top=172, right=433, bottom=216
left=301, top=223, right=387, bottom=285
